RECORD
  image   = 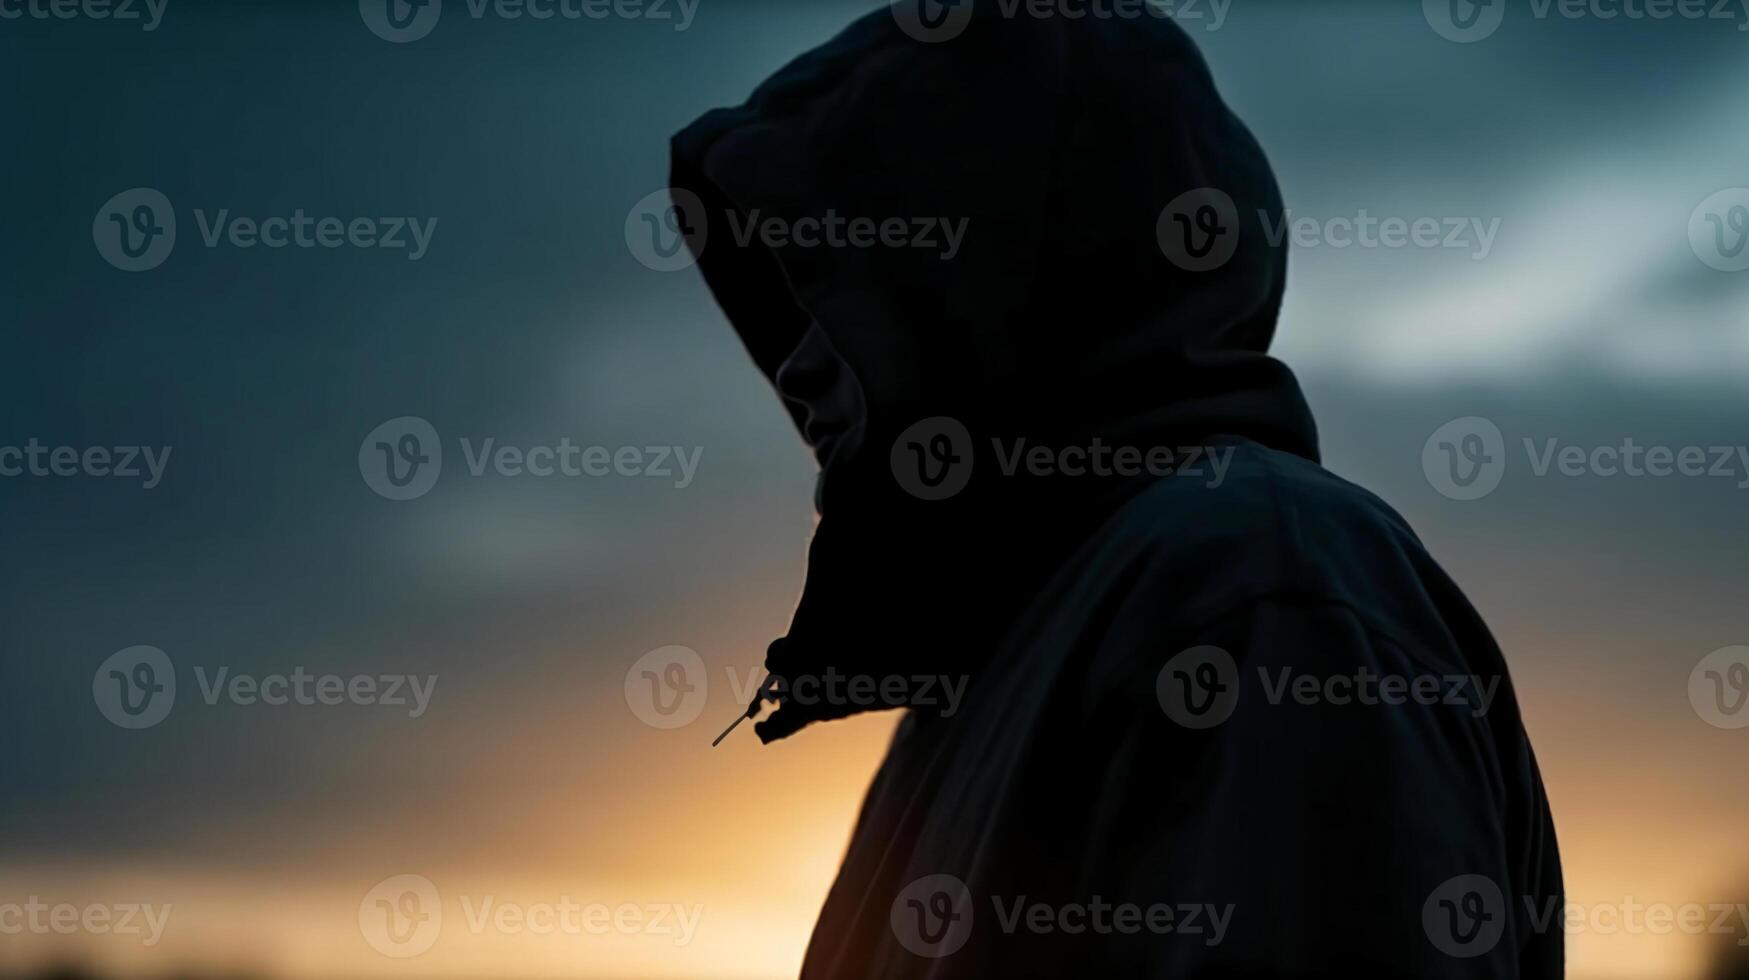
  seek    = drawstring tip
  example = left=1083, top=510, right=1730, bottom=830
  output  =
left=710, top=674, right=781, bottom=747
left=711, top=713, right=749, bottom=747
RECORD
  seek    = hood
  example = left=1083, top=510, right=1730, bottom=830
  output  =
left=672, top=2, right=1318, bottom=743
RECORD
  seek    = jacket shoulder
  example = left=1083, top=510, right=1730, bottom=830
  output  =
left=1103, top=441, right=1424, bottom=595
left=1073, top=442, right=1478, bottom=677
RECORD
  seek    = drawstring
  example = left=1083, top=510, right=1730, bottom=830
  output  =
left=712, top=671, right=785, bottom=747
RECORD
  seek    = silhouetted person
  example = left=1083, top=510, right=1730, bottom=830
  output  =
left=674, top=4, right=1562, bottom=976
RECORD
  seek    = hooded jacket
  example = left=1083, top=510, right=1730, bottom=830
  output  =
left=672, top=4, right=1563, bottom=976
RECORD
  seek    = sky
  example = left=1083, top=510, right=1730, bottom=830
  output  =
left=2, top=1, right=1748, bottom=977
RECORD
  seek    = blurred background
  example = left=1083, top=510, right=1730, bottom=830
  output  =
left=2, top=0, right=1747, bottom=977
